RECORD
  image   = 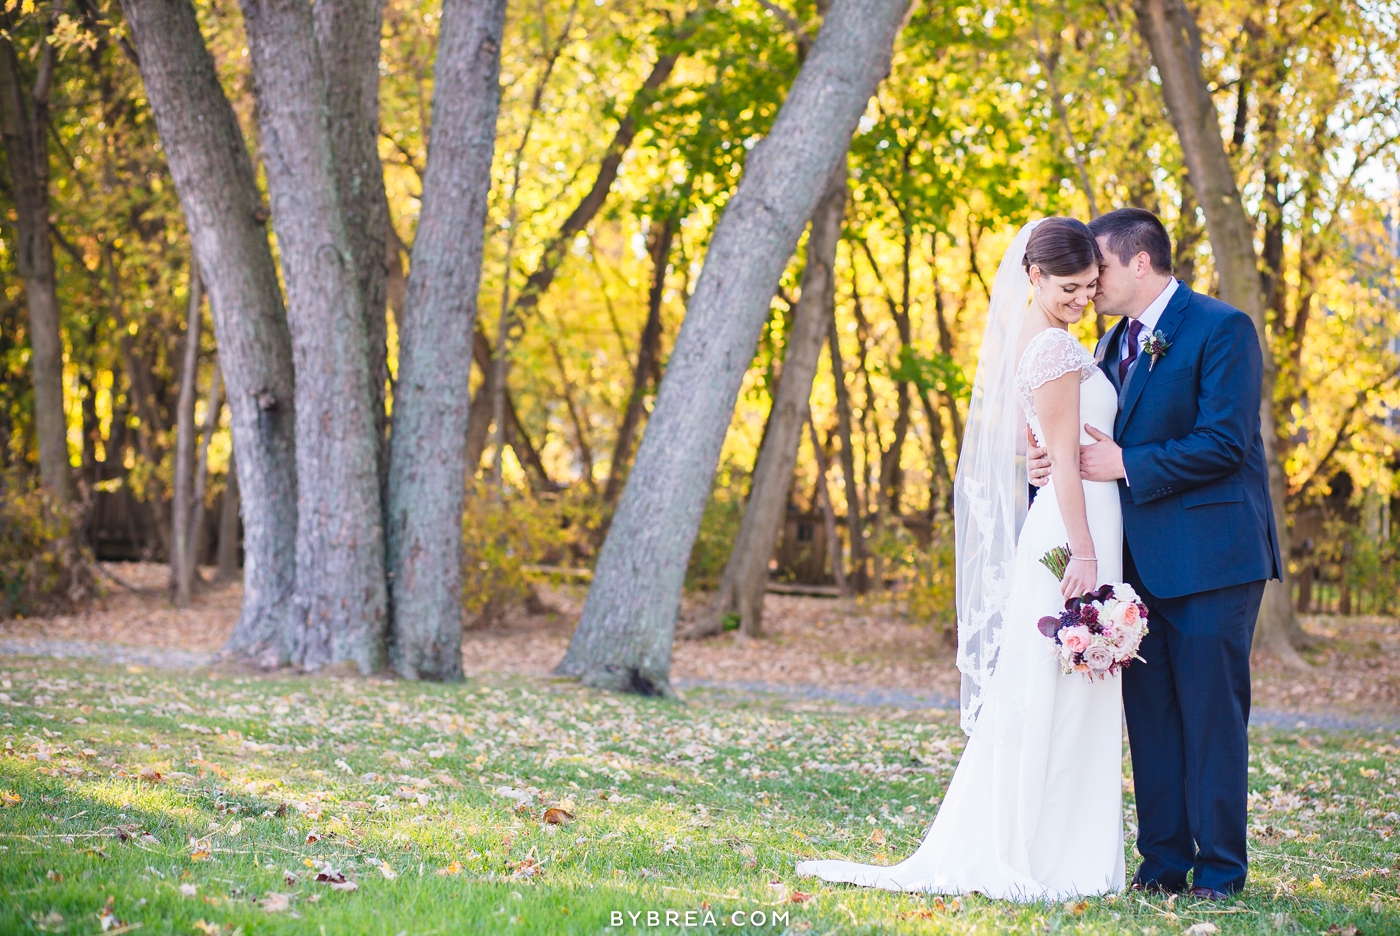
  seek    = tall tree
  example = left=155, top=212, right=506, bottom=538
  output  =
left=692, top=159, right=848, bottom=640
left=120, top=0, right=300, bottom=664
left=386, top=0, right=508, bottom=680
left=239, top=0, right=389, bottom=672
left=171, top=266, right=204, bottom=606
left=556, top=0, right=909, bottom=695
left=314, top=0, right=392, bottom=496
left=0, top=16, right=71, bottom=504
left=1131, top=0, right=1305, bottom=665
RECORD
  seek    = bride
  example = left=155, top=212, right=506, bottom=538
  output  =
left=797, top=218, right=1126, bottom=900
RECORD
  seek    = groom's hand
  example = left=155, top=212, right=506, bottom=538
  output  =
left=1026, top=425, right=1052, bottom=488
left=1080, top=425, right=1125, bottom=481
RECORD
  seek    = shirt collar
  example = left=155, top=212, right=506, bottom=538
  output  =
left=1123, top=277, right=1178, bottom=349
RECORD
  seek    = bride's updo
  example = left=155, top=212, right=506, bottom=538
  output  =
left=1021, top=217, right=1101, bottom=277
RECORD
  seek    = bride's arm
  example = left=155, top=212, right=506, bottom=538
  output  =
left=1033, top=371, right=1097, bottom=600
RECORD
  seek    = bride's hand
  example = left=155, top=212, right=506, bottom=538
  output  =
left=1061, top=557, right=1098, bottom=601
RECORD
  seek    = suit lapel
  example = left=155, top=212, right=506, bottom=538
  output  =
left=1097, top=317, right=1127, bottom=391
left=1116, top=280, right=1191, bottom=436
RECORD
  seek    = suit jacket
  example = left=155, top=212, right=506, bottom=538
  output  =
left=1093, top=281, right=1281, bottom=599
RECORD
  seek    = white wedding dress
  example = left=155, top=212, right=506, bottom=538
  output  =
left=797, top=327, right=1126, bottom=900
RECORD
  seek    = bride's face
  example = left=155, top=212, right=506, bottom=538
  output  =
left=1030, top=265, right=1099, bottom=326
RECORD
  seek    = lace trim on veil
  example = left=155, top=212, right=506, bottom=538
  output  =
left=953, top=221, right=1041, bottom=735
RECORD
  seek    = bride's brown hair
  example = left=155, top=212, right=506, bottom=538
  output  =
left=1021, top=217, right=1101, bottom=277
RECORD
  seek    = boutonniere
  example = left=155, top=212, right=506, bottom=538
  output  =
left=1144, top=330, right=1171, bottom=371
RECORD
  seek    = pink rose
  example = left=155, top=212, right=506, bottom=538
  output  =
left=1083, top=643, right=1114, bottom=672
left=1061, top=625, right=1092, bottom=654
left=1109, top=627, right=1136, bottom=655
left=1119, top=602, right=1140, bottom=627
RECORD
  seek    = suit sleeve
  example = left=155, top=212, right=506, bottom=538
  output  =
left=1119, top=312, right=1261, bottom=505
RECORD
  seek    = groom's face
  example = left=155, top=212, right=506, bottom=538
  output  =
left=1091, top=236, right=1135, bottom=318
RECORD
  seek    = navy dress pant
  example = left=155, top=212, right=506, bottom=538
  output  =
left=1122, top=543, right=1265, bottom=893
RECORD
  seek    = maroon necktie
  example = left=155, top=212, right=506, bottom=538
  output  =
left=1119, top=319, right=1144, bottom=384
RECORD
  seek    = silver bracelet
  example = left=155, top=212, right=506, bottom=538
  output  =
left=1069, top=556, right=1097, bottom=562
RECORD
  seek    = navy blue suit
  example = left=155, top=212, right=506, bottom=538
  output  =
left=1094, top=281, right=1280, bottom=894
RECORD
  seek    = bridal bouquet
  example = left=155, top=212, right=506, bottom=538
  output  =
left=1037, top=550, right=1149, bottom=680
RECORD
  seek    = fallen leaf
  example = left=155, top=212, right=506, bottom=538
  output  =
left=1325, top=927, right=1358, bottom=936
left=1, top=791, right=21, bottom=807
left=1184, top=924, right=1219, bottom=936
left=378, top=860, right=398, bottom=880
left=189, top=850, right=211, bottom=862
left=137, top=766, right=162, bottom=783
left=789, top=890, right=812, bottom=903
left=327, top=880, right=358, bottom=892
left=305, top=830, right=321, bottom=844
left=437, top=861, right=464, bottom=876
left=434, top=772, right=462, bottom=788
left=1064, top=900, right=1087, bottom=915
left=98, top=895, right=124, bottom=931
left=543, top=807, right=574, bottom=826
left=45, top=869, right=62, bottom=882
left=260, top=892, right=291, bottom=913
left=179, top=884, right=197, bottom=897
left=868, top=828, right=886, bottom=846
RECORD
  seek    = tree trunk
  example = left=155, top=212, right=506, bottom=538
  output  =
left=239, top=0, right=389, bottom=673
left=690, top=159, right=847, bottom=641
left=386, top=0, right=507, bottom=681
left=828, top=296, right=868, bottom=590
left=557, top=0, right=907, bottom=694
left=1131, top=0, right=1306, bottom=665
left=189, top=365, right=223, bottom=584
left=172, top=265, right=204, bottom=606
left=216, top=449, right=242, bottom=582
left=121, top=0, right=300, bottom=665
left=808, top=416, right=849, bottom=595
left=0, top=26, right=71, bottom=505
left=603, top=216, right=674, bottom=504
left=314, top=0, right=391, bottom=499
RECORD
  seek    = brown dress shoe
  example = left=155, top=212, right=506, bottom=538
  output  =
left=1188, top=886, right=1233, bottom=901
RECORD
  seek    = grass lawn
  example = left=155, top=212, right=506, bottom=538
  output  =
left=0, top=657, right=1396, bottom=934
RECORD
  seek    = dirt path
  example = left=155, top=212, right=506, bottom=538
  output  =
left=3, top=562, right=1398, bottom=731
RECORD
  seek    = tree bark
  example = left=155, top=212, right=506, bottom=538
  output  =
left=386, top=0, right=507, bottom=681
left=690, top=159, right=848, bottom=641
left=0, top=24, right=71, bottom=504
left=121, top=0, right=300, bottom=665
left=313, top=0, right=391, bottom=498
left=1131, top=0, right=1306, bottom=665
left=172, top=265, right=204, bottom=606
left=603, top=216, right=674, bottom=505
left=239, top=0, right=389, bottom=673
left=557, top=0, right=907, bottom=694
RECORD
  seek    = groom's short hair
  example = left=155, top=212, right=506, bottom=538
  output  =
left=1088, top=208, right=1173, bottom=276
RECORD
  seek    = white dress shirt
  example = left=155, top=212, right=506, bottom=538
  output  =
left=1120, top=277, right=1179, bottom=363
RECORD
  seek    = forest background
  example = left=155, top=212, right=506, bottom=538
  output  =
left=1, top=0, right=1399, bottom=691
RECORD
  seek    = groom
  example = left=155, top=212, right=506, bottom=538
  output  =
left=1029, top=208, right=1280, bottom=899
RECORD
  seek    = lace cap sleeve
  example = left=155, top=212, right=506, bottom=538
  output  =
left=1018, top=328, right=1096, bottom=394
